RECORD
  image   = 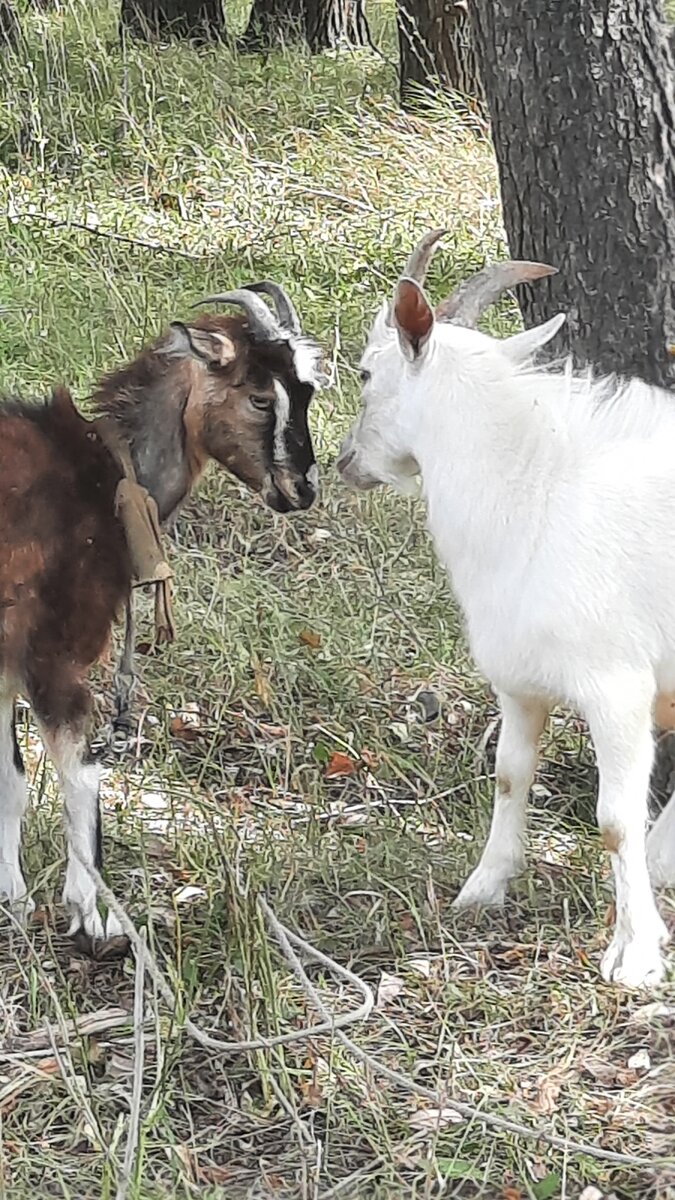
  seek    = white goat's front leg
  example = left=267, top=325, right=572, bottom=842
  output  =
left=586, top=687, right=669, bottom=988
left=646, top=788, right=675, bottom=887
left=44, top=731, right=122, bottom=942
left=453, top=694, right=549, bottom=909
left=0, top=692, right=34, bottom=920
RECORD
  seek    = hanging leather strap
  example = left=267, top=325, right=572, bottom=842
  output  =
left=90, top=416, right=176, bottom=752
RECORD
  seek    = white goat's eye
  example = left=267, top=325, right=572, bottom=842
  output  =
left=359, top=369, right=371, bottom=384
left=250, top=394, right=272, bottom=411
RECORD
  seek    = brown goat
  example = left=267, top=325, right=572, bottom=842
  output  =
left=0, top=283, right=322, bottom=946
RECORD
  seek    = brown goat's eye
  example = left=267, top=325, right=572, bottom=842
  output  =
left=250, top=394, right=272, bottom=411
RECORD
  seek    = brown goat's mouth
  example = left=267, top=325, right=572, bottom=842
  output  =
left=263, top=473, right=316, bottom=514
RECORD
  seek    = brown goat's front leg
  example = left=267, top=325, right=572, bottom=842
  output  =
left=46, top=731, right=122, bottom=941
left=0, top=689, right=33, bottom=919
left=29, top=671, right=124, bottom=947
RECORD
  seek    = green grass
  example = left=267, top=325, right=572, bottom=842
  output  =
left=1, top=2, right=675, bottom=1197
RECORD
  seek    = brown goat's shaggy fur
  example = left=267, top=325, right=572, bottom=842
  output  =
left=0, top=388, right=130, bottom=727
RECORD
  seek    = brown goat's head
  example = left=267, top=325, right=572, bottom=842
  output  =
left=164, top=283, right=323, bottom=514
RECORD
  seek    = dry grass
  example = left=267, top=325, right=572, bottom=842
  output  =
left=1, top=2, right=675, bottom=1197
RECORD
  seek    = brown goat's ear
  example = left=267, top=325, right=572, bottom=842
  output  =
left=393, top=279, right=434, bottom=362
left=163, top=321, right=237, bottom=367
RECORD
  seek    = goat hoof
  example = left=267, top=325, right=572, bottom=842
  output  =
left=601, top=931, right=667, bottom=989
left=453, top=869, right=510, bottom=910
left=0, top=867, right=35, bottom=925
left=0, top=894, right=36, bottom=927
left=70, top=927, right=131, bottom=962
left=67, top=904, right=130, bottom=960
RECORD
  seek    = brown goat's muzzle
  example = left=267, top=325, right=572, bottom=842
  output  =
left=264, top=468, right=317, bottom=514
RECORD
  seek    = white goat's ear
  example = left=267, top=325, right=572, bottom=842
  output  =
left=163, top=321, right=237, bottom=367
left=393, top=278, right=434, bottom=362
left=500, top=313, right=566, bottom=364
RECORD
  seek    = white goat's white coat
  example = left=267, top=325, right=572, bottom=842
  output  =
left=338, top=289, right=675, bottom=989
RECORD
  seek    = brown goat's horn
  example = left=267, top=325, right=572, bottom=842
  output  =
left=436, top=261, right=557, bottom=328
left=191, top=290, right=281, bottom=341
left=243, top=281, right=302, bottom=337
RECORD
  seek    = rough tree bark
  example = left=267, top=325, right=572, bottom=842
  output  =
left=0, top=0, right=20, bottom=49
left=305, top=0, right=370, bottom=50
left=120, top=0, right=226, bottom=42
left=240, top=0, right=370, bottom=52
left=471, top=0, right=675, bottom=387
left=239, top=0, right=305, bottom=50
left=397, top=0, right=482, bottom=107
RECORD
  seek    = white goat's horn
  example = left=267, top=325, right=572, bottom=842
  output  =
left=191, top=290, right=281, bottom=341
left=243, top=281, right=302, bottom=337
left=386, top=228, right=448, bottom=326
left=436, top=261, right=557, bottom=328
left=402, top=228, right=449, bottom=285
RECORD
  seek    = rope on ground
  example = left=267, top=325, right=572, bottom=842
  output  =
left=115, top=927, right=146, bottom=1200
left=76, top=852, right=674, bottom=1172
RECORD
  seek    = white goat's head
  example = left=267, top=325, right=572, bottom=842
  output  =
left=336, top=230, right=566, bottom=493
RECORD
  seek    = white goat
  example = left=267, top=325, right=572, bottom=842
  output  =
left=337, top=230, right=674, bottom=989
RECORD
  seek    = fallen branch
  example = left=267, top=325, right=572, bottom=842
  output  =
left=2, top=1006, right=143, bottom=1056
left=7, top=209, right=205, bottom=261
left=116, top=928, right=146, bottom=1200
left=76, top=853, right=674, bottom=1171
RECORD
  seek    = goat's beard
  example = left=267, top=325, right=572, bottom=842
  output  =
left=392, top=472, right=421, bottom=499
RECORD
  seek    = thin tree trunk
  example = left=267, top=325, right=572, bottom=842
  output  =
left=397, top=0, right=482, bottom=107
left=239, top=0, right=305, bottom=50
left=0, top=0, right=20, bottom=49
left=120, top=0, right=226, bottom=43
left=471, top=0, right=675, bottom=386
left=304, top=0, right=371, bottom=52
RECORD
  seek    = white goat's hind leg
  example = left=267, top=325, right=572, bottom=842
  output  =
left=453, top=694, right=549, bottom=909
left=0, top=692, right=33, bottom=919
left=646, top=789, right=675, bottom=887
left=586, top=688, right=669, bottom=988
left=44, top=731, right=122, bottom=941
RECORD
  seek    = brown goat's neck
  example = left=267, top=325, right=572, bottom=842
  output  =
left=93, top=359, right=203, bottom=526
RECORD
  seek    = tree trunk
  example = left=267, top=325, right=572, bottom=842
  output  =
left=397, top=0, right=482, bottom=107
left=471, top=0, right=675, bottom=387
left=240, top=0, right=370, bottom=52
left=120, top=0, right=226, bottom=42
left=239, top=0, right=305, bottom=50
left=305, top=0, right=370, bottom=50
left=0, top=0, right=20, bottom=49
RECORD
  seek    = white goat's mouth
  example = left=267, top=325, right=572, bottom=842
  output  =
left=336, top=448, right=382, bottom=491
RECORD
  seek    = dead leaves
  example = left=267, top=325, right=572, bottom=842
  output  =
left=298, top=627, right=322, bottom=650
left=324, top=751, right=358, bottom=778
left=531, top=1072, right=563, bottom=1116
left=323, top=747, right=378, bottom=778
left=376, top=971, right=404, bottom=1008
left=169, top=704, right=202, bottom=742
left=409, top=1105, right=463, bottom=1132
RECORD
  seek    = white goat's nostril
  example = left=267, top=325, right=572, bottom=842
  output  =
left=337, top=449, right=355, bottom=474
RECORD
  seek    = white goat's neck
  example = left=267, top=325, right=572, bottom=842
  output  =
left=413, top=355, right=564, bottom=609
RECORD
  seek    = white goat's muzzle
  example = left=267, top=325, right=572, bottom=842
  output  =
left=335, top=444, right=380, bottom=491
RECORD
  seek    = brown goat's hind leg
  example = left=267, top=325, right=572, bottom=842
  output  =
left=0, top=689, right=33, bottom=920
